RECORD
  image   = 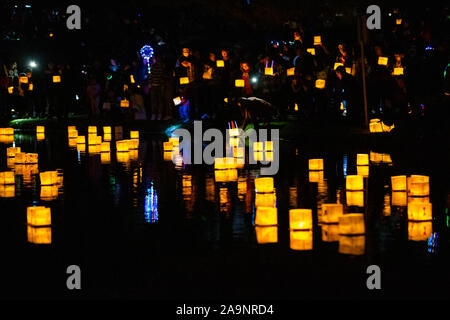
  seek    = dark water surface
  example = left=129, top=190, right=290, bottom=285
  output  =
left=0, top=127, right=449, bottom=300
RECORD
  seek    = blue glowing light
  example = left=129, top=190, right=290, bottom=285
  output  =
left=145, top=182, right=158, bottom=223
left=140, top=45, right=154, bottom=74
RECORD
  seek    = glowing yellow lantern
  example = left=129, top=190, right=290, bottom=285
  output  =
left=163, top=151, right=173, bottom=161
left=346, top=191, right=364, bottom=207
left=27, top=226, right=51, bottom=244
left=215, top=168, right=238, bottom=183
left=338, top=213, right=365, bottom=235
left=0, top=185, right=15, bottom=198
left=179, top=77, right=189, bottom=85
left=289, top=209, right=312, bottom=230
left=391, top=175, right=407, bottom=191
left=35, top=126, right=45, bottom=134
left=25, top=153, right=38, bottom=164
left=76, top=136, right=86, bottom=144
left=287, top=68, right=295, bottom=76
left=0, top=171, right=15, bottom=185
left=163, top=141, right=174, bottom=152
left=315, top=79, right=326, bottom=89
left=103, top=133, right=111, bottom=142
left=88, top=134, right=99, bottom=145
left=408, top=222, right=432, bottom=241
left=378, top=57, right=388, bottom=66
left=6, top=147, right=20, bottom=158
left=27, top=206, right=51, bottom=226
left=3, top=128, right=14, bottom=135
left=333, top=62, right=344, bottom=70
left=408, top=202, right=432, bottom=221
left=255, top=192, right=276, bottom=208
left=308, top=159, right=323, bottom=171
left=216, top=60, right=225, bottom=67
left=346, top=175, right=364, bottom=191
left=116, top=151, right=130, bottom=163
left=356, top=154, right=369, bottom=166
left=290, top=230, right=313, bottom=251
left=339, top=235, right=365, bottom=255
left=14, top=152, right=26, bottom=164
left=36, top=133, right=45, bottom=141
left=264, top=68, right=273, bottom=76
left=39, top=171, right=58, bottom=186
left=265, top=151, right=274, bottom=162
left=370, top=119, right=383, bottom=132
left=313, top=36, right=322, bottom=45
left=120, top=99, right=130, bottom=108
left=101, top=152, right=111, bottom=164
left=19, top=76, right=28, bottom=84
left=116, top=140, right=129, bottom=152
left=254, top=177, right=274, bottom=193
left=309, top=170, right=324, bottom=183
left=253, top=151, right=264, bottom=161
left=68, top=129, right=78, bottom=139
left=130, top=75, right=135, bottom=83
left=52, top=75, right=61, bottom=83
left=130, top=131, right=139, bottom=139
left=235, top=79, right=245, bottom=87
left=322, top=204, right=343, bottom=223
left=409, top=182, right=429, bottom=197
left=396, top=18, right=402, bottom=25
left=357, top=165, right=369, bottom=177
left=392, top=191, right=407, bottom=206
left=103, top=126, right=111, bottom=135
left=100, top=142, right=110, bottom=153
left=393, top=67, right=404, bottom=75
left=8, top=86, right=13, bottom=94
left=253, top=142, right=263, bottom=152
left=255, top=226, right=278, bottom=244
left=88, top=126, right=97, bottom=135
left=68, top=138, right=77, bottom=148
left=345, top=67, right=352, bottom=74
left=40, top=185, right=59, bottom=201
left=229, top=137, right=240, bottom=147
left=307, top=48, right=315, bottom=55
left=255, top=207, right=277, bottom=226
left=322, top=224, right=339, bottom=242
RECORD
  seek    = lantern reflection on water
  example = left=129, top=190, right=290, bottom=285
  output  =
left=27, top=206, right=51, bottom=226
left=0, top=171, right=15, bottom=185
left=215, top=168, right=238, bottom=183
left=254, top=177, right=274, bottom=193
left=255, top=226, right=278, bottom=244
left=356, top=154, right=369, bottom=166
left=0, top=184, right=14, bottom=198
left=322, top=204, right=343, bottom=223
left=36, top=126, right=45, bottom=134
left=76, top=136, right=85, bottom=144
left=309, top=170, right=324, bottom=183
left=103, top=133, right=112, bottom=142
left=103, top=126, right=111, bottom=135
left=289, top=209, right=312, bottom=230
left=41, top=185, right=59, bottom=201
left=322, top=224, right=339, bottom=242
left=339, top=235, right=365, bottom=255
left=101, top=152, right=111, bottom=164
left=100, top=142, right=110, bottom=153
left=36, top=133, right=45, bottom=141
left=338, top=214, right=365, bottom=235
left=27, top=226, right=51, bottom=244
left=407, top=202, right=432, bottom=221
left=255, top=192, right=276, bottom=208
left=392, top=191, right=407, bottom=206
left=255, top=207, right=277, bottom=226
left=116, top=151, right=130, bottom=163
left=391, top=175, right=407, bottom=191
left=290, top=230, right=313, bottom=251
left=235, top=79, right=244, bottom=87
left=408, top=222, right=432, bottom=241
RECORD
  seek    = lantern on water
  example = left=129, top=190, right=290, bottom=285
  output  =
left=322, top=224, right=339, bottom=242
left=179, top=77, right=189, bottom=85
left=408, top=175, right=429, bottom=196
left=378, top=57, right=388, bottom=66
left=289, top=209, right=313, bottom=230
left=163, top=141, right=174, bottom=152
left=36, top=126, right=45, bottom=134
left=8, top=87, right=13, bottom=94
left=393, top=67, right=404, bottom=75
left=68, top=129, right=78, bottom=139
left=313, top=36, right=321, bottom=45
left=308, top=159, right=323, bottom=171
left=255, top=177, right=274, bottom=193
left=116, top=140, right=129, bottom=152
left=88, top=144, right=100, bottom=154
left=36, top=133, right=45, bottom=141
left=215, top=168, right=238, bottom=183
left=338, top=214, right=365, bottom=235
left=339, top=235, right=365, bottom=255
left=116, top=151, right=130, bottom=163
left=322, top=204, right=343, bottom=224
left=307, top=48, right=315, bottom=55
left=287, top=68, right=295, bottom=76
left=408, top=203, right=432, bottom=221
left=346, top=175, right=364, bottom=191
left=290, top=230, right=313, bottom=251
left=76, top=136, right=86, bottom=144
left=214, top=158, right=236, bottom=170
left=253, top=142, right=264, bottom=152
left=27, top=206, right=51, bottom=226
left=6, top=147, right=20, bottom=158
left=346, top=191, right=364, bottom=207
left=369, top=119, right=383, bottom=133
left=130, top=131, right=139, bottom=139
left=356, top=154, right=369, bottom=166
left=255, top=207, right=277, bottom=226
left=103, top=133, right=112, bottom=142
left=315, top=79, right=326, bottom=89
left=19, top=76, right=28, bottom=84
left=409, top=182, right=429, bottom=197
left=255, top=192, right=276, bottom=208
left=0, top=171, right=15, bottom=185
left=27, top=226, right=51, bottom=244
left=52, top=75, right=61, bottom=83
left=100, top=142, right=110, bottom=153
left=88, top=126, right=97, bottom=135
left=40, top=185, right=59, bottom=201
left=14, top=153, right=26, bottom=164
left=120, top=99, right=130, bottom=108
left=309, top=170, right=324, bottom=183
left=255, top=226, right=278, bottom=244
left=264, top=68, right=273, bottom=76
left=39, top=171, right=57, bottom=186
left=357, top=165, right=369, bottom=177
left=408, top=222, right=432, bottom=241
left=68, top=138, right=77, bottom=148
left=101, top=152, right=111, bottom=164
left=216, top=60, right=225, bottom=67
left=391, top=175, right=407, bottom=191
left=88, top=134, right=99, bottom=145
left=103, top=126, right=111, bottom=135
left=0, top=185, right=15, bottom=198
left=408, top=196, right=430, bottom=205
left=235, top=79, right=245, bottom=87
left=392, top=191, right=407, bottom=206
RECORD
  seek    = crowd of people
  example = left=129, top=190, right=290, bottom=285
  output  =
left=0, top=7, right=449, bottom=130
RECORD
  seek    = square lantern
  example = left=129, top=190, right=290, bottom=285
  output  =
left=0, top=185, right=15, bottom=198
left=103, top=126, right=111, bottom=135
left=408, top=222, right=432, bottom=241
left=396, top=19, right=402, bottom=25
left=68, top=138, right=77, bottom=148
left=6, top=147, right=20, bottom=158
left=254, top=177, right=274, bottom=193
left=76, top=136, right=86, bottom=144
left=103, top=133, right=112, bottom=142
left=128, top=139, right=139, bottom=150
left=215, top=168, right=238, bottom=183
left=36, top=133, right=45, bottom=141
left=163, top=141, right=174, bottom=152
left=307, top=48, right=315, bottom=55
left=321, top=224, right=339, bottom=242
left=216, top=60, right=225, bottom=67
left=369, top=119, right=383, bottom=133
left=116, top=140, right=129, bottom=152
left=408, top=182, right=430, bottom=197
left=120, top=99, right=130, bottom=108
left=36, top=126, right=45, bottom=134
left=289, top=209, right=313, bottom=230
left=339, top=214, right=365, bottom=235
left=255, top=192, right=276, bottom=208
left=322, top=204, right=343, bottom=224
left=393, top=67, right=404, bottom=75
left=8, top=87, right=13, bottom=94
left=313, top=36, right=322, bottom=45
left=14, top=153, right=26, bottom=164
left=315, top=79, right=326, bottom=89
left=346, top=191, right=364, bottom=207
left=392, top=191, right=407, bottom=206
left=309, top=170, right=324, bottom=183
left=68, top=129, right=78, bottom=139
left=391, top=175, right=407, bottom=191
left=100, top=142, right=110, bottom=153
left=264, top=68, right=273, bottom=76
left=40, top=185, right=59, bottom=201
left=25, top=153, right=38, bottom=164
left=346, top=175, right=364, bottom=191
left=101, top=152, right=111, bottom=164
left=255, top=226, right=278, bottom=244
left=179, top=77, right=189, bottom=85
left=235, top=79, right=245, bottom=87
left=88, top=134, right=99, bottom=145
left=308, top=159, right=323, bottom=171
left=0, top=171, right=15, bottom=185
left=357, top=165, right=369, bottom=177
left=88, top=126, right=97, bottom=135
left=130, top=131, right=139, bottom=139
left=27, top=206, right=51, bottom=226
left=356, top=154, right=369, bottom=166
left=378, top=57, right=388, bottom=66
left=287, top=68, right=295, bottom=76
left=27, top=226, right=51, bottom=244
left=88, top=144, right=100, bottom=154
left=116, top=151, right=130, bottom=163
left=408, top=202, right=432, bottom=221
left=255, top=207, right=277, bottom=226
left=39, top=171, right=58, bottom=186
left=290, top=230, right=313, bottom=251
left=52, top=75, right=61, bottom=83
left=338, top=235, right=365, bottom=255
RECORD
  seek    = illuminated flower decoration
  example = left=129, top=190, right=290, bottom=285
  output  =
left=140, top=45, right=154, bottom=74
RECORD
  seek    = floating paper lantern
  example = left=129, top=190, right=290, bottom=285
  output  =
left=214, top=157, right=237, bottom=170
left=309, top=170, right=324, bottom=183
left=338, top=213, right=365, bottom=235
left=116, top=151, right=130, bottom=163
left=0, top=171, right=15, bottom=185
left=216, top=60, right=225, bottom=67
left=163, top=141, right=174, bottom=152
left=392, top=191, right=407, bottom=206
left=26, top=153, right=38, bottom=164
left=357, top=165, right=369, bottom=177
left=100, top=142, right=110, bottom=153
left=265, top=151, right=274, bottom=162
left=179, top=77, right=189, bottom=85
left=8, top=86, right=13, bottom=94
left=255, top=192, right=276, bottom=208
left=235, top=79, right=245, bottom=87
left=76, top=136, right=85, bottom=144
left=391, top=175, right=407, bottom=191
left=265, top=141, right=273, bottom=152
left=88, top=134, right=99, bottom=145
left=0, top=128, right=14, bottom=135
left=356, top=154, right=369, bottom=166
left=253, top=142, right=264, bottom=152
left=214, top=168, right=238, bottom=183
left=88, top=126, right=97, bottom=135
left=290, top=230, right=313, bottom=251
left=308, top=159, right=323, bottom=171
left=116, top=140, right=129, bottom=152
left=408, top=196, right=430, bottom=204
left=378, top=57, right=388, bottom=66
left=120, top=99, right=129, bottom=108
left=39, top=171, right=58, bottom=186
left=345, top=67, right=352, bottom=74
left=254, top=177, right=274, bottom=193
left=40, top=185, right=59, bottom=201
left=315, top=79, right=326, bottom=89
left=255, top=226, right=278, bottom=244
left=229, top=137, right=240, bottom=147
left=14, top=153, right=26, bottom=164
left=322, top=224, right=339, bottom=242
left=103, top=133, right=111, bottom=142
left=27, top=206, right=51, bottom=226
left=68, top=138, right=77, bottom=148
left=409, top=182, right=430, bottom=197
left=346, top=191, right=364, bottom=207
left=52, top=75, right=61, bottom=83
left=369, top=119, right=383, bottom=133
left=307, top=48, right=315, bottom=55
left=313, top=36, right=321, bottom=45
left=6, top=147, right=20, bottom=158
left=163, top=151, right=173, bottom=162
left=255, top=207, right=277, bottom=226
left=130, top=131, right=139, bottom=139
left=36, top=126, right=45, bottom=134
left=287, top=68, right=295, bottom=76
left=27, top=226, right=51, bottom=244
left=289, top=209, right=313, bottom=230
left=68, top=129, right=78, bottom=139
left=264, top=68, right=273, bottom=76
left=103, top=126, right=111, bottom=135
left=393, top=67, right=404, bottom=75
left=346, top=175, right=364, bottom=191
left=408, top=222, right=432, bottom=241
left=36, top=133, right=45, bottom=141
left=128, top=139, right=139, bottom=150
left=339, top=235, right=365, bottom=255
left=0, top=185, right=14, bottom=198
left=322, top=204, right=343, bottom=223
left=407, top=202, right=432, bottom=221
left=396, top=18, right=402, bottom=25
left=101, top=152, right=111, bottom=164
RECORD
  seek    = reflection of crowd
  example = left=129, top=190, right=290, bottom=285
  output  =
left=0, top=8, right=449, bottom=130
